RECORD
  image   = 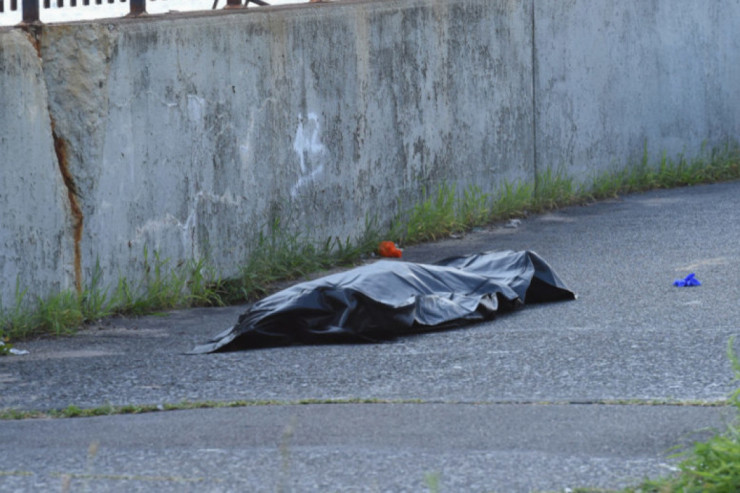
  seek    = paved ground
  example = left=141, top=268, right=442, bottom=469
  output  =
left=1, top=181, right=739, bottom=492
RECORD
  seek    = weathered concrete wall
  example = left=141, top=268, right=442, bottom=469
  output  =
left=534, top=0, right=740, bottom=178
left=0, top=30, right=75, bottom=303
left=29, top=0, right=536, bottom=299
left=1, top=0, right=739, bottom=308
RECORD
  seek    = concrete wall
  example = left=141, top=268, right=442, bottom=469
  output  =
left=0, top=30, right=76, bottom=303
left=535, top=0, right=740, bottom=178
left=0, top=0, right=738, bottom=308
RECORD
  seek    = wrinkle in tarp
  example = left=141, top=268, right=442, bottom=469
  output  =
left=190, top=250, right=575, bottom=353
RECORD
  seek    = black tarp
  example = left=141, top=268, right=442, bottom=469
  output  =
left=190, top=250, right=575, bottom=353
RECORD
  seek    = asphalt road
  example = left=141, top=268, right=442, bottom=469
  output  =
left=1, top=181, right=739, bottom=492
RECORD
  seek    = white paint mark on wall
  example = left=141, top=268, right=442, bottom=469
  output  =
left=133, top=190, right=244, bottom=258
left=187, top=94, right=206, bottom=123
left=239, top=144, right=250, bottom=167
left=291, top=112, right=326, bottom=197
left=239, top=97, right=277, bottom=174
left=134, top=214, right=183, bottom=251
left=180, top=190, right=203, bottom=253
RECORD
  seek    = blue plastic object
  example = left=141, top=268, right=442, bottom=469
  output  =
left=673, top=273, right=701, bottom=287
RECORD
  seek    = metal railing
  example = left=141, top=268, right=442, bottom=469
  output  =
left=0, top=0, right=269, bottom=25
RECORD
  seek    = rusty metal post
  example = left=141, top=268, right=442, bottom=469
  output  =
left=22, top=0, right=39, bottom=23
left=129, top=0, right=145, bottom=16
left=225, top=0, right=241, bottom=9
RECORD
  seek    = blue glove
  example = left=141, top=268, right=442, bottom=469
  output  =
left=673, top=273, right=701, bottom=287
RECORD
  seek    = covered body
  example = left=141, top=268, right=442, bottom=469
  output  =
left=190, top=250, right=575, bottom=353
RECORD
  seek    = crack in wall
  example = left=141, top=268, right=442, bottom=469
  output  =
left=51, top=122, right=84, bottom=293
left=20, top=24, right=42, bottom=56
left=21, top=26, right=84, bottom=294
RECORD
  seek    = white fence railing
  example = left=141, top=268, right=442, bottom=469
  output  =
left=0, top=0, right=271, bottom=25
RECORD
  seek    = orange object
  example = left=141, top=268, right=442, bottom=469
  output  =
left=378, top=241, right=402, bottom=258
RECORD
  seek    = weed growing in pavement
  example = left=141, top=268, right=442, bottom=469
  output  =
left=0, top=339, right=13, bottom=356
left=458, top=185, right=492, bottom=228
left=566, top=337, right=740, bottom=493
left=424, top=472, right=442, bottom=493
left=400, top=183, right=459, bottom=243
left=222, top=215, right=386, bottom=303
left=490, top=179, right=534, bottom=218
left=587, top=141, right=740, bottom=201
left=276, top=416, right=297, bottom=493
left=112, top=247, right=225, bottom=315
left=0, top=281, right=35, bottom=339
left=625, top=338, right=740, bottom=493
left=0, top=143, right=738, bottom=342
left=0, top=251, right=226, bottom=341
left=0, top=398, right=419, bottom=420
left=0, top=279, right=82, bottom=341
left=534, top=167, right=579, bottom=210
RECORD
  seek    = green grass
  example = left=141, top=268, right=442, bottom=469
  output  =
left=0, top=251, right=227, bottom=341
left=0, top=397, right=422, bottom=420
left=621, top=338, right=740, bottom=493
left=587, top=141, right=740, bottom=201
left=5, top=397, right=723, bottom=421
left=231, top=216, right=385, bottom=301
left=393, top=142, right=738, bottom=247
left=561, top=338, right=740, bottom=493
left=1, top=142, right=738, bottom=343
left=401, top=183, right=459, bottom=243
